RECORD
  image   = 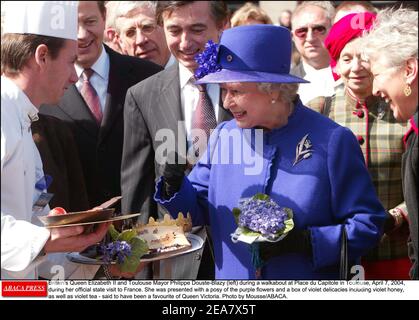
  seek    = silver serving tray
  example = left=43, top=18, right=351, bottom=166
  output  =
left=66, top=233, right=204, bottom=264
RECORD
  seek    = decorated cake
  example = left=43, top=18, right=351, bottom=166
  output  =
left=134, top=213, right=193, bottom=255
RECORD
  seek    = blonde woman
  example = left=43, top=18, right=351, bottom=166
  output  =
left=230, top=2, right=272, bottom=27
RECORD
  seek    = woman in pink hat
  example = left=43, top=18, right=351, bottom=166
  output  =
left=307, top=12, right=411, bottom=280
left=154, top=25, right=385, bottom=280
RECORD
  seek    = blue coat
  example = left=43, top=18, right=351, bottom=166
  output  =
left=155, top=102, right=386, bottom=279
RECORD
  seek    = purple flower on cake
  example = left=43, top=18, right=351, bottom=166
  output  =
left=100, top=240, right=132, bottom=264
left=99, top=225, right=149, bottom=273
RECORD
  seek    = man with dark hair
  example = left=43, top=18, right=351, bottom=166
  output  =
left=121, top=1, right=231, bottom=279
left=96, top=1, right=107, bottom=17
left=41, top=1, right=162, bottom=212
left=1, top=1, right=110, bottom=280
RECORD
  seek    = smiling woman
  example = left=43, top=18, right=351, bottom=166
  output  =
left=306, top=11, right=412, bottom=280
left=361, top=8, right=418, bottom=280
left=220, top=82, right=296, bottom=130
left=154, top=25, right=386, bottom=280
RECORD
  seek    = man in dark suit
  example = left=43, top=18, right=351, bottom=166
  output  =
left=40, top=1, right=162, bottom=209
left=32, top=114, right=90, bottom=212
left=121, top=1, right=231, bottom=279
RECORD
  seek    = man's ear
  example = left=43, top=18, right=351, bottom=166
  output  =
left=105, top=27, right=117, bottom=42
left=222, top=17, right=231, bottom=31
left=34, top=44, right=49, bottom=70
left=216, top=18, right=230, bottom=41
left=113, top=32, right=121, bottom=45
left=405, top=57, right=418, bottom=85
left=115, top=33, right=127, bottom=54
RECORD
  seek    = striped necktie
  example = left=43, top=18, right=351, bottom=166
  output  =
left=191, top=83, right=217, bottom=158
left=80, top=68, right=103, bottom=125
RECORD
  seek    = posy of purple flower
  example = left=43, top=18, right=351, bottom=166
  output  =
left=238, top=198, right=288, bottom=239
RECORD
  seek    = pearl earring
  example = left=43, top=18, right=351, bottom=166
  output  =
left=271, top=99, right=276, bottom=104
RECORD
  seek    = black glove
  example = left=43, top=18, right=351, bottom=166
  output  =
left=259, top=229, right=312, bottom=262
left=162, top=151, right=187, bottom=199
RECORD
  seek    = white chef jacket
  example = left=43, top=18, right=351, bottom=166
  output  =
left=1, top=76, right=51, bottom=279
left=1, top=76, right=101, bottom=280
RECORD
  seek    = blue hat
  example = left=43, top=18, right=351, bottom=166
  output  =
left=196, top=25, right=308, bottom=84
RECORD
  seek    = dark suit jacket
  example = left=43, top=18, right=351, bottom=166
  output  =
left=121, top=63, right=233, bottom=223
left=40, top=46, right=163, bottom=208
left=32, top=114, right=90, bottom=212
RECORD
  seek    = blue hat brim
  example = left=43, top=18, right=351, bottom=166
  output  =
left=195, top=69, right=309, bottom=85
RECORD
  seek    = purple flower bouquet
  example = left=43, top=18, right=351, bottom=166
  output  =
left=231, top=193, right=294, bottom=244
left=99, top=225, right=149, bottom=273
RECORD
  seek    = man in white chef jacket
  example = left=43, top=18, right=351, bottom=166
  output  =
left=1, top=1, right=110, bottom=280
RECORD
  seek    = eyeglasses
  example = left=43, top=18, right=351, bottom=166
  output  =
left=294, top=25, right=327, bottom=38
left=125, top=23, right=157, bottom=38
left=140, top=23, right=157, bottom=35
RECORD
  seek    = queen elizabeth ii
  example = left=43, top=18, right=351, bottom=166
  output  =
left=154, top=25, right=385, bottom=279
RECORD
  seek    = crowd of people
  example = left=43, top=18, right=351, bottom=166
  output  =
left=1, top=1, right=417, bottom=281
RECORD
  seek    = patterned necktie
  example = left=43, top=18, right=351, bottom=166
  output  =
left=80, top=68, right=103, bottom=125
left=191, top=83, right=217, bottom=157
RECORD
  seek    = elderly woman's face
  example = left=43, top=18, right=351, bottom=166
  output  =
left=337, top=39, right=372, bottom=97
left=220, top=82, right=289, bottom=129
left=370, top=56, right=412, bottom=121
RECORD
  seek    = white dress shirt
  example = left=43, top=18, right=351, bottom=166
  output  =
left=179, top=63, right=220, bottom=141
left=298, top=61, right=335, bottom=105
left=75, top=45, right=110, bottom=113
left=1, top=76, right=51, bottom=279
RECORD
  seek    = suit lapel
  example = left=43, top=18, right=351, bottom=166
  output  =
left=98, top=47, right=127, bottom=145
left=60, top=85, right=99, bottom=138
left=156, top=65, right=186, bottom=140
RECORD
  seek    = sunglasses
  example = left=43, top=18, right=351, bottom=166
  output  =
left=294, top=25, right=327, bottom=38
